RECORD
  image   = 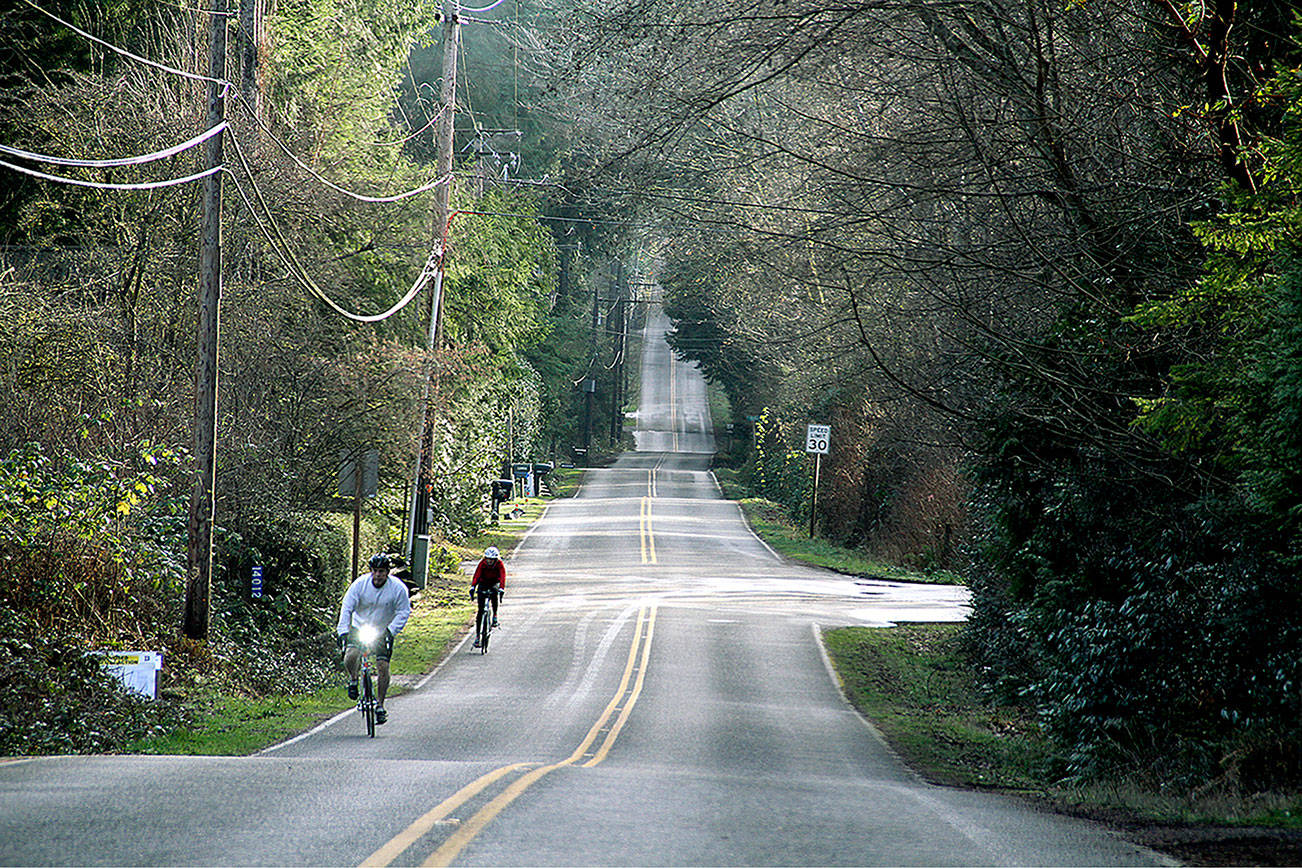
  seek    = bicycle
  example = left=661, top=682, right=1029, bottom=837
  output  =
left=353, top=624, right=383, bottom=736
left=474, top=587, right=500, bottom=654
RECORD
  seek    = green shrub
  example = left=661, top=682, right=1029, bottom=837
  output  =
left=0, top=608, right=180, bottom=753
left=0, top=442, right=189, bottom=753
left=0, top=441, right=186, bottom=645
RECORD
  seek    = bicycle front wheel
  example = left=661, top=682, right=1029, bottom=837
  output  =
left=478, top=607, right=491, bottom=654
left=362, top=672, right=376, bottom=737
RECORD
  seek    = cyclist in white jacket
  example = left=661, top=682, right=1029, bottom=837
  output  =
left=337, top=553, right=411, bottom=724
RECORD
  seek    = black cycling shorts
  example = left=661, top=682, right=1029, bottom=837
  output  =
left=346, top=626, right=395, bottom=661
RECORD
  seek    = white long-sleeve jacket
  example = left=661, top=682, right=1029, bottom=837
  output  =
left=336, top=574, right=411, bottom=637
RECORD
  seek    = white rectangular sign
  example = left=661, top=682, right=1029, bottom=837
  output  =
left=806, top=424, right=831, bottom=455
left=100, top=651, right=164, bottom=699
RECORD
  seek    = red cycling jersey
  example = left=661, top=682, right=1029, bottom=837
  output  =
left=472, top=558, right=506, bottom=590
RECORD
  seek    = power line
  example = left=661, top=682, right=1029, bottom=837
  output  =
left=0, top=158, right=222, bottom=190
left=231, top=94, right=452, bottom=203
left=0, top=121, right=227, bottom=168
left=458, top=208, right=655, bottom=230
left=373, top=103, right=447, bottom=149
left=17, top=0, right=229, bottom=85
left=226, top=134, right=435, bottom=324
left=22, top=0, right=436, bottom=183
left=460, top=0, right=511, bottom=13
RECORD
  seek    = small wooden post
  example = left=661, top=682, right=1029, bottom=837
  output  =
left=810, top=452, right=821, bottom=539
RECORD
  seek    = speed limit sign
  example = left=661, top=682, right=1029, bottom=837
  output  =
left=806, top=424, right=830, bottom=454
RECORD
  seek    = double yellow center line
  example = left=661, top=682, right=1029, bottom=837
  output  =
left=640, top=497, right=657, bottom=565
left=640, top=469, right=658, bottom=564
left=362, top=606, right=659, bottom=868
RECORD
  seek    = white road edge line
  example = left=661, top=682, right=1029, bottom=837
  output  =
left=260, top=627, right=478, bottom=755
left=809, top=622, right=1180, bottom=867
left=809, top=620, right=923, bottom=783
left=715, top=473, right=782, bottom=561
left=510, top=503, right=550, bottom=558
left=256, top=706, right=354, bottom=754
left=260, top=558, right=504, bottom=755
left=414, top=630, right=476, bottom=690
left=0, top=757, right=46, bottom=768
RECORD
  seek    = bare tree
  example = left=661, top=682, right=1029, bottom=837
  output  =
left=543, top=0, right=1234, bottom=552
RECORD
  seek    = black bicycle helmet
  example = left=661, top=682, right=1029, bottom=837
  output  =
left=368, top=553, right=390, bottom=570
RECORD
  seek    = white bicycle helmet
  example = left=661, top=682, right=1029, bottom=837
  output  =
left=484, top=547, right=500, bottom=560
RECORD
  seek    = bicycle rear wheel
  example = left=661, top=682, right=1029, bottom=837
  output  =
left=362, top=672, right=376, bottom=737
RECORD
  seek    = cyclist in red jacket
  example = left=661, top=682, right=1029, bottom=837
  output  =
left=471, top=546, right=505, bottom=647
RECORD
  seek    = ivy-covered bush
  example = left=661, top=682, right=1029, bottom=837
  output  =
left=208, top=511, right=358, bottom=696
left=747, top=408, right=813, bottom=524
left=0, top=440, right=186, bottom=643
left=965, top=69, right=1302, bottom=791
left=0, top=441, right=187, bottom=753
left=0, top=606, right=181, bottom=754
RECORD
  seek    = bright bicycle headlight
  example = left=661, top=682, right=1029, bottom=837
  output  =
left=357, top=624, right=381, bottom=645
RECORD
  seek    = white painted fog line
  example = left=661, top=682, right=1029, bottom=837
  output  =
left=413, top=630, right=476, bottom=690
left=509, top=504, right=550, bottom=558
left=890, top=782, right=1014, bottom=865
left=263, top=622, right=478, bottom=754
left=809, top=620, right=922, bottom=782
left=257, top=707, right=355, bottom=754
left=0, top=757, right=46, bottom=768
left=735, top=502, right=782, bottom=561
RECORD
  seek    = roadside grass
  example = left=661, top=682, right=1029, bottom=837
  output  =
left=129, top=497, right=556, bottom=755
left=388, top=572, right=475, bottom=679
left=824, top=624, right=1302, bottom=833
left=823, top=624, right=1050, bottom=792
left=546, top=468, right=582, bottom=498
left=723, top=462, right=1302, bottom=833
left=714, top=468, right=963, bottom=585
left=704, top=375, right=730, bottom=437
left=129, top=687, right=347, bottom=756
left=445, top=496, right=549, bottom=562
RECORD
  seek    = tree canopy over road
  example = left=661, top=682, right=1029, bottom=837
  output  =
left=2, top=0, right=1301, bottom=800
left=539, top=0, right=1302, bottom=793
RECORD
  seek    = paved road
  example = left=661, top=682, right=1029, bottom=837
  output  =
left=0, top=309, right=1167, bottom=866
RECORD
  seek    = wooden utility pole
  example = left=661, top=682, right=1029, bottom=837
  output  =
left=237, top=0, right=262, bottom=118
left=582, top=268, right=599, bottom=458
left=352, top=467, right=364, bottom=580
left=407, top=1, right=460, bottom=550
left=184, top=0, right=227, bottom=641
left=609, top=264, right=624, bottom=444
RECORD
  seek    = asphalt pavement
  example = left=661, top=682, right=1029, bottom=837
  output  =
left=0, top=308, right=1169, bottom=867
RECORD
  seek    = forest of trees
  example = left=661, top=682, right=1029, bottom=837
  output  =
left=546, top=0, right=1302, bottom=790
left=2, top=0, right=1301, bottom=793
left=0, top=0, right=630, bottom=750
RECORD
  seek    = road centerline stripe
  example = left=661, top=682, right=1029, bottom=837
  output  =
left=640, top=497, right=648, bottom=564
left=408, top=605, right=658, bottom=868
left=639, top=497, right=657, bottom=565
left=568, top=606, right=649, bottom=763
left=583, top=606, right=656, bottom=767
left=360, top=762, right=537, bottom=867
